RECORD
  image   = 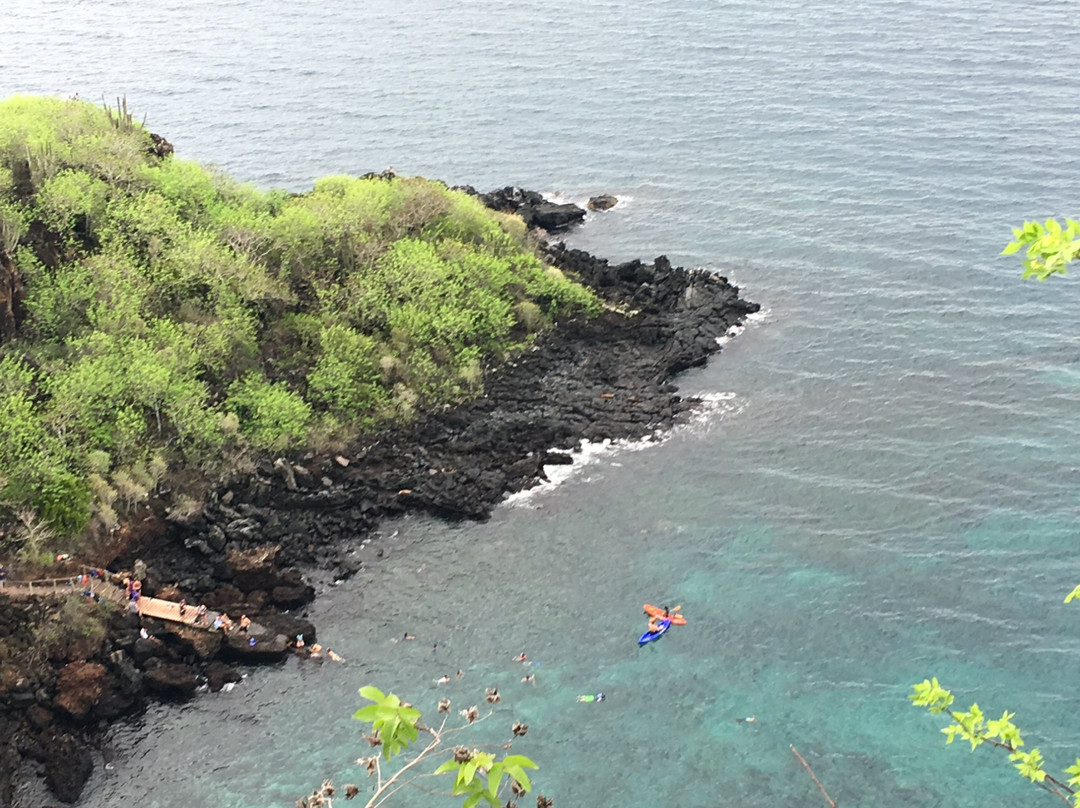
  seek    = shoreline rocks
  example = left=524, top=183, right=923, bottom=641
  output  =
left=588, top=194, right=618, bottom=211
left=0, top=188, right=758, bottom=805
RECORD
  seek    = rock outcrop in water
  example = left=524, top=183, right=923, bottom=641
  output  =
left=465, top=186, right=588, bottom=232
left=0, top=188, right=758, bottom=806
left=588, top=193, right=618, bottom=210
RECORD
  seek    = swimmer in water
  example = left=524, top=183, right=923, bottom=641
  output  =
left=521, top=674, right=536, bottom=685
left=436, top=674, right=451, bottom=685
left=512, top=652, right=527, bottom=662
left=577, top=692, right=605, bottom=703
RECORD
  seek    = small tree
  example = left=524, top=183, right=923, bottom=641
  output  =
left=298, top=685, right=544, bottom=808
left=1003, top=218, right=1080, bottom=280
left=910, top=678, right=1080, bottom=805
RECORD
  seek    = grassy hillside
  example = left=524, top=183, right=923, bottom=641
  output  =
left=0, top=95, right=599, bottom=546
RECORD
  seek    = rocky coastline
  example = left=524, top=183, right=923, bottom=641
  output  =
left=0, top=189, right=758, bottom=806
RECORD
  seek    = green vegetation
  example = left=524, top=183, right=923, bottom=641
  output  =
left=33, top=595, right=114, bottom=661
left=1003, top=218, right=1080, bottom=280
left=298, top=685, right=542, bottom=808
left=914, top=247, right=1080, bottom=804
left=910, top=678, right=1080, bottom=805
left=0, top=95, right=600, bottom=540
left=911, top=238, right=1080, bottom=806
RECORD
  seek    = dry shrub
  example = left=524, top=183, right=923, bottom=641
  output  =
left=514, top=301, right=545, bottom=333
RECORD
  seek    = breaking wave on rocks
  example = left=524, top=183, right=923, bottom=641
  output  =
left=503, top=391, right=747, bottom=508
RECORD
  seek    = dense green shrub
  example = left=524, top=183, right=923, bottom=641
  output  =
left=0, top=94, right=601, bottom=538
left=225, top=372, right=312, bottom=451
left=36, top=169, right=110, bottom=238
left=306, top=324, right=388, bottom=420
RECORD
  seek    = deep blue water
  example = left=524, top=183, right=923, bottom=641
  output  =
left=6, top=1, right=1080, bottom=806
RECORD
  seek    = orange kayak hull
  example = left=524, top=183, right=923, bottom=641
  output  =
left=643, top=604, right=686, bottom=625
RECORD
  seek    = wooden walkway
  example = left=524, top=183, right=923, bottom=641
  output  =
left=0, top=571, right=266, bottom=635
left=0, top=575, right=110, bottom=598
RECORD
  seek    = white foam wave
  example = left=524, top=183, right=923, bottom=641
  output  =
left=538, top=190, right=581, bottom=207
left=746, top=308, right=770, bottom=323
left=716, top=306, right=768, bottom=345
left=716, top=323, right=744, bottom=346
left=501, top=436, right=656, bottom=507
left=502, top=392, right=744, bottom=508
left=676, top=391, right=745, bottom=433
left=540, top=190, right=633, bottom=212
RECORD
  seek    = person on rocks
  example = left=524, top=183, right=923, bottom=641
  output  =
left=239, top=615, right=251, bottom=634
left=213, top=615, right=226, bottom=631
left=220, top=613, right=234, bottom=632
left=0, top=564, right=6, bottom=584
left=295, top=634, right=305, bottom=650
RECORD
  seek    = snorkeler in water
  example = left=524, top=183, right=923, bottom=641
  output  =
left=577, top=692, right=605, bottom=703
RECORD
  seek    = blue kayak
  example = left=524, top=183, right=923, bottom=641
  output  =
left=638, top=618, right=671, bottom=646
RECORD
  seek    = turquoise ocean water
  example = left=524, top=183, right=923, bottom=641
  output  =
left=7, top=0, right=1080, bottom=805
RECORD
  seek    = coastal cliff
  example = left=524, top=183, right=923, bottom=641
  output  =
left=0, top=97, right=758, bottom=806
left=0, top=197, right=756, bottom=804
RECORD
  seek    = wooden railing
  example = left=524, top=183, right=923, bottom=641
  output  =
left=0, top=576, right=85, bottom=595
left=0, top=569, right=266, bottom=635
left=0, top=566, right=121, bottom=598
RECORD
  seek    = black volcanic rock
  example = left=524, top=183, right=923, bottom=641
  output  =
left=42, top=733, right=93, bottom=803
left=143, top=663, right=198, bottom=700
left=525, top=201, right=586, bottom=232
left=474, top=186, right=586, bottom=232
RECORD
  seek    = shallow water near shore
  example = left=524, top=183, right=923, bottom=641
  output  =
left=9, top=0, right=1080, bottom=805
